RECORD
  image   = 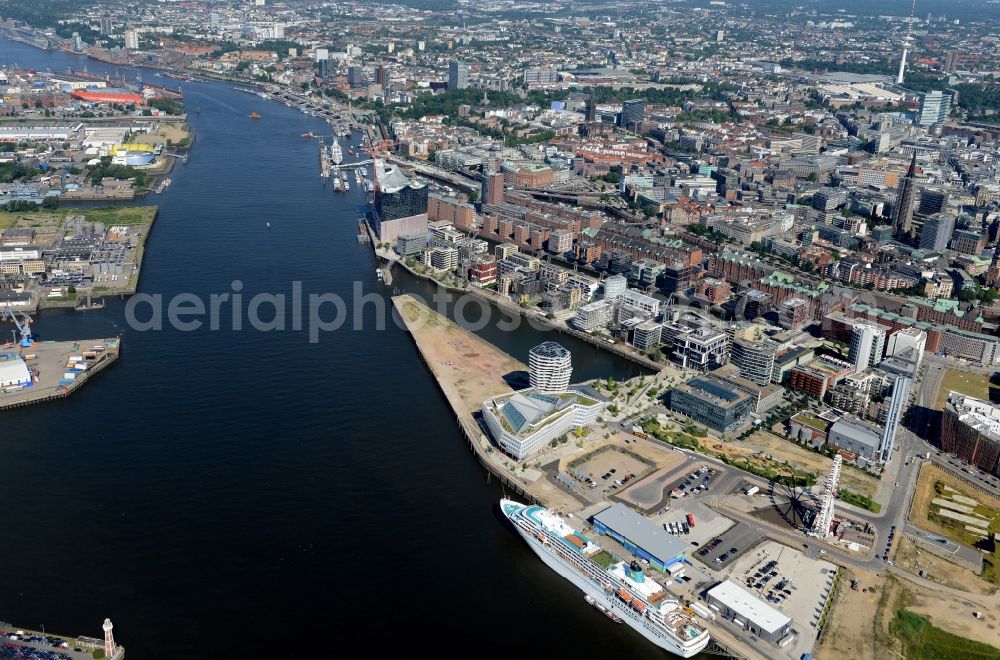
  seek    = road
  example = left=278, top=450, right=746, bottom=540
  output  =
left=611, top=408, right=931, bottom=575
left=606, top=354, right=998, bottom=592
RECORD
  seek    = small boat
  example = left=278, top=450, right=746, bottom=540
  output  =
left=265, top=222, right=271, bottom=229
left=584, top=595, right=623, bottom=623
left=301, top=132, right=315, bottom=139
left=250, top=112, right=262, bottom=120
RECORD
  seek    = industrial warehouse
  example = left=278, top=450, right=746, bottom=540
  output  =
left=706, top=579, right=793, bottom=644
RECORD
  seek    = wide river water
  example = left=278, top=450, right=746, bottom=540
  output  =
left=0, top=40, right=684, bottom=658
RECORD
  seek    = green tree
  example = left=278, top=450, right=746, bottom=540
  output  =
left=148, top=98, right=184, bottom=115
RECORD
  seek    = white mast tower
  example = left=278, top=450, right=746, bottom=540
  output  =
left=897, top=0, right=917, bottom=84
left=810, top=455, right=842, bottom=538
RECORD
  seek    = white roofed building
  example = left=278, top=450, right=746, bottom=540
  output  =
left=0, top=356, right=32, bottom=388
left=706, top=580, right=792, bottom=644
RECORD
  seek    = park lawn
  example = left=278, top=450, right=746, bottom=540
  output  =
left=794, top=410, right=830, bottom=431
left=937, top=369, right=997, bottom=410
left=910, top=463, right=1000, bottom=550
left=2, top=206, right=157, bottom=230
left=75, top=205, right=158, bottom=227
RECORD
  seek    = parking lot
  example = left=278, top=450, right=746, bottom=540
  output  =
left=722, top=541, right=839, bottom=658
left=665, top=463, right=723, bottom=501
left=0, top=629, right=95, bottom=660
left=693, top=523, right=762, bottom=568
left=879, top=522, right=899, bottom=564
left=566, top=446, right=656, bottom=498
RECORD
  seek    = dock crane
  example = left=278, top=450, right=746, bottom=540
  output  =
left=2, top=309, right=33, bottom=347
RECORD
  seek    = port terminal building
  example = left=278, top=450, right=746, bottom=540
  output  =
left=590, top=503, right=687, bottom=571
left=706, top=580, right=792, bottom=644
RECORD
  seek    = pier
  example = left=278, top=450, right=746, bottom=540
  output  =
left=393, top=295, right=755, bottom=660
left=319, top=138, right=330, bottom=180
left=0, top=337, right=121, bottom=411
left=0, top=620, right=124, bottom=659
left=392, top=294, right=585, bottom=509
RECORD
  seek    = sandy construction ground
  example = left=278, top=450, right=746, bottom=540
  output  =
left=743, top=430, right=879, bottom=498
left=893, top=535, right=994, bottom=595
left=906, top=583, right=1000, bottom=649
left=816, top=567, right=1000, bottom=660
left=393, top=295, right=585, bottom=513
left=393, top=294, right=524, bottom=415
left=814, top=566, right=884, bottom=660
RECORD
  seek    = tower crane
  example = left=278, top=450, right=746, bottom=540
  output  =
left=2, top=309, right=34, bottom=347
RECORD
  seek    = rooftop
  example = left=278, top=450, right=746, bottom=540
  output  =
left=530, top=341, right=571, bottom=360
left=829, top=417, right=882, bottom=450
left=375, top=160, right=426, bottom=194
left=707, top=579, right=791, bottom=634
left=947, top=393, right=1000, bottom=442
left=675, top=374, right=754, bottom=409
left=488, top=386, right=602, bottom=436
left=592, top=503, right=688, bottom=562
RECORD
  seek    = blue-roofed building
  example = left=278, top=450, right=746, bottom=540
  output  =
left=591, top=503, right=687, bottom=571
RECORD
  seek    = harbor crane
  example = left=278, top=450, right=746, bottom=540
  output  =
left=2, top=309, right=34, bottom=347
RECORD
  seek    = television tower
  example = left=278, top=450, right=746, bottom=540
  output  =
left=103, top=618, right=116, bottom=658
left=897, top=0, right=917, bottom=84
left=810, top=455, right=842, bottom=538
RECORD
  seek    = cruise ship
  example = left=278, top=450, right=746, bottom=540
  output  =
left=330, top=141, right=343, bottom=166
left=501, top=499, right=711, bottom=658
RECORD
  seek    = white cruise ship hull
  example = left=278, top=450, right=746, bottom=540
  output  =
left=503, top=503, right=710, bottom=658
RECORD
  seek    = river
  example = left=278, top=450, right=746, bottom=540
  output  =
left=0, top=40, right=674, bottom=659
